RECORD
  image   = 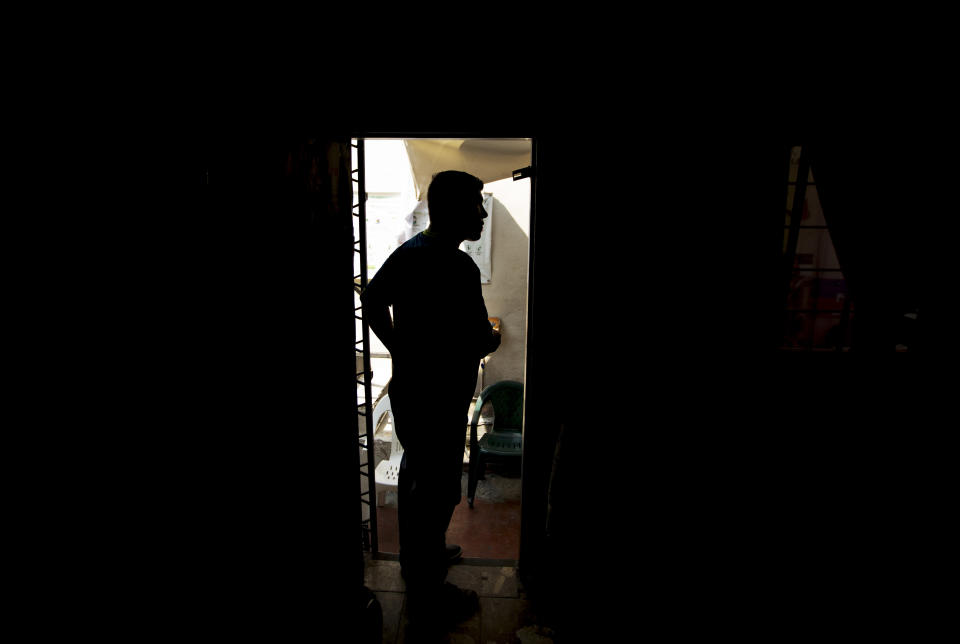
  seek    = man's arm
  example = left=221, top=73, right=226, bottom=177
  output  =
left=364, top=300, right=396, bottom=355
left=482, top=325, right=501, bottom=357
left=459, top=259, right=501, bottom=359
left=471, top=281, right=500, bottom=358
left=359, top=255, right=398, bottom=355
left=360, top=278, right=396, bottom=354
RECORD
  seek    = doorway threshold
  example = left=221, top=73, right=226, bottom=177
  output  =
left=371, top=552, right=517, bottom=567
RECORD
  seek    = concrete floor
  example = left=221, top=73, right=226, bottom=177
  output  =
left=364, top=556, right=556, bottom=643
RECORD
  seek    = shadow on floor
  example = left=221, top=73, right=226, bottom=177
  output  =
left=376, top=470, right=521, bottom=560
left=364, top=556, right=556, bottom=644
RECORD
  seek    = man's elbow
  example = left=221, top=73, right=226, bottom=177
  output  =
left=359, top=290, right=383, bottom=313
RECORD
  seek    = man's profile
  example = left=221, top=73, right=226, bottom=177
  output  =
left=360, top=170, right=501, bottom=626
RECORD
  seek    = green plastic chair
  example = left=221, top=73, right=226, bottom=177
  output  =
left=467, top=380, right=523, bottom=508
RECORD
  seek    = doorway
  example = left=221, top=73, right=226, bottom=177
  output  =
left=354, top=137, right=533, bottom=563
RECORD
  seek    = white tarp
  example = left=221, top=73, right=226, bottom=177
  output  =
left=403, top=139, right=532, bottom=200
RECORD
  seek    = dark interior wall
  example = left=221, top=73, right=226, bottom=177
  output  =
left=128, top=134, right=361, bottom=636
left=520, top=122, right=949, bottom=639
left=520, top=127, right=792, bottom=635
left=807, top=137, right=934, bottom=352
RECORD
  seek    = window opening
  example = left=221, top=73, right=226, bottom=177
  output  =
left=781, top=145, right=854, bottom=351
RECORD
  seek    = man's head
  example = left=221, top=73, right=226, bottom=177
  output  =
left=426, top=170, right=486, bottom=242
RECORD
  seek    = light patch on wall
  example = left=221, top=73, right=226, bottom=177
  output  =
left=483, top=177, right=530, bottom=238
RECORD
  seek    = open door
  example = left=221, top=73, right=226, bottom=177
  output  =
left=354, top=135, right=534, bottom=564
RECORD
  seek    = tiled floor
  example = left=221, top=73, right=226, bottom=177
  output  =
left=376, top=471, right=522, bottom=560
left=364, top=556, right=556, bottom=643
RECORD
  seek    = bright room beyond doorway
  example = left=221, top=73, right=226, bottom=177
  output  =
left=355, top=138, right=532, bottom=561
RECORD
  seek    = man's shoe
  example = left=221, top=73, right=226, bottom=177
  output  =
left=446, top=543, right=463, bottom=565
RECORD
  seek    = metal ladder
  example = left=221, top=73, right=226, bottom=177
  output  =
left=353, top=138, right=378, bottom=554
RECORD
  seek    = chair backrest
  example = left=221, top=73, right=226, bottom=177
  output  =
left=471, top=380, right=524, bottom=434
left=372, top=394, right=402, bottom=456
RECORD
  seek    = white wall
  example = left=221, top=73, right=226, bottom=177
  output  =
left=477, top=176, right=530, bottom=391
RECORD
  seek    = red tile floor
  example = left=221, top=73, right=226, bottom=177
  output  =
left=375, top=470, right=521, bottom=560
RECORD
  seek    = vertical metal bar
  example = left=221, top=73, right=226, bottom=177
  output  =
left=354, top=138, right=378, bottom=556
left=784, top=147, right=810, bottom=288
left=780, top=144, right=793, bottom=348
left=518, top=136, right=536, bottom=578
left=783, top=146, right=810, bottom=345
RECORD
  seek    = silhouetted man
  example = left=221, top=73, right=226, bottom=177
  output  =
left=361, top=170, right=501, bottom=625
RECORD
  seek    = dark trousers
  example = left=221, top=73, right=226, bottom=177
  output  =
left=391, top=390, right=469, bottom=593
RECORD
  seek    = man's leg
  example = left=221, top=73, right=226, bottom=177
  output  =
left=397, top=452, right=414, bottom=575
left=394, top=397, right=462, bottom=581
left=391, top=392, right=432, bottom=585
left=402, top=470, right=476, bottom=625
left=394, top=396, right=478, bottom=624
left=398, top=452, right=454, bottom=586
